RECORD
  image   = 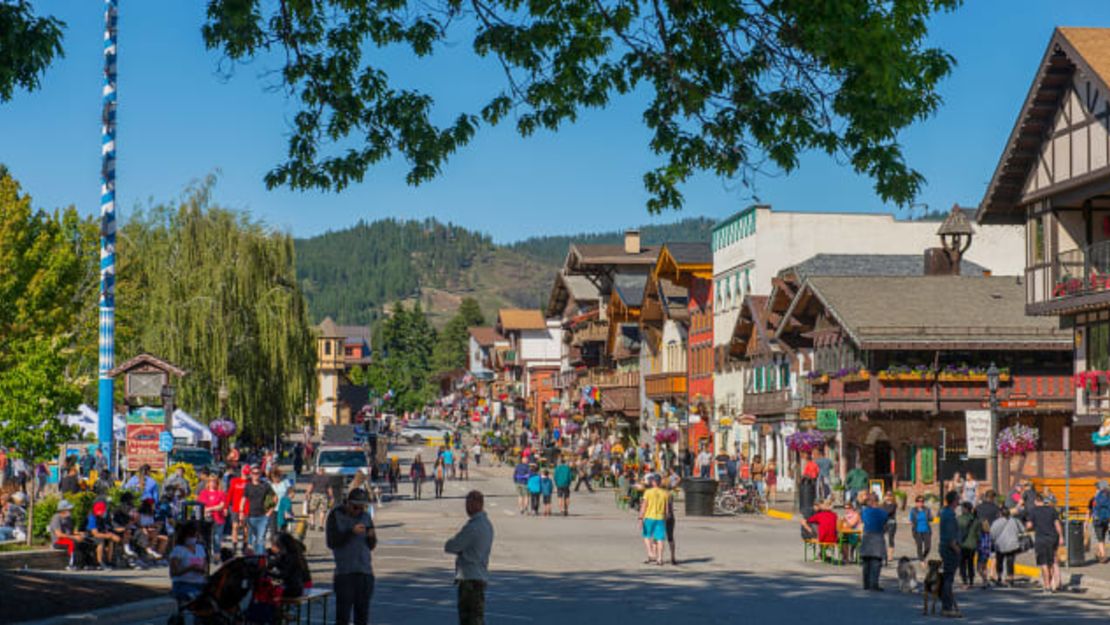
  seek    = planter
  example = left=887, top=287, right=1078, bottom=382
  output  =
left=841, top=371, right=871, bottom=384
left=937, top=372, right=1012, bottom=383
left=878, top=372, right=936, bottom=382
left=808, top=375, right=830, bottom=386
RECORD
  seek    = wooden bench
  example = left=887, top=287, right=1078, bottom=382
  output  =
left=803, top=539, right=842, bottom=565
left=278, top=587, right=332, bottom=625
left=1031, top=478, right=1100, bottom=519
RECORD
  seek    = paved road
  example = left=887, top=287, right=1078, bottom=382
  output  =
left=23, top=444, right=1110, bottom=624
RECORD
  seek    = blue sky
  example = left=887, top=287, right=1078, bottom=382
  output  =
left=0, top=2, right=1104, bottom=242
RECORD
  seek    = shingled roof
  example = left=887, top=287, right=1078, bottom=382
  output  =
left=613, top=273, right=649, bottom=308
left=794, top=276, right=1070, bottom=350
left=783, top=254, right=989, bottom=280
left=468, top=327, right=504, bottom=346
left=498, top=309, right=547, bottom=331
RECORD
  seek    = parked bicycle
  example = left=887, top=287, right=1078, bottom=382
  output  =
left=714, top=481, right=767, bottom=515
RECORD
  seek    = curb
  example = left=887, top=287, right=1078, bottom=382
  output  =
left=14, top=596, right=176, bottom=625
left=767, top=509, right=794, bottom=521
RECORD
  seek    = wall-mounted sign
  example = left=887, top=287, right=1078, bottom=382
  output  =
left=126, top=406, right=166, bottom=471
left=816, top=409, right=838, bottom=431
left=965, top=410, right=991, bottom=459
left=799, top=407, right=817, bottom=421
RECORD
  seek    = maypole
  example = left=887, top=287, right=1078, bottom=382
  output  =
left=97, top=0, right=118, bottom=471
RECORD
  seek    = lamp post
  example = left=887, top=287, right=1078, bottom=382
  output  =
left=986, top=362, right=1001, bottom=493
left=161, top=383, right=175, bottom=470
left=217, top=382, right=229, bottom=460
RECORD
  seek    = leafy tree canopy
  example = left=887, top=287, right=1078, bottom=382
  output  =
left=431, top=296, right=485, bottom=374
left=0, top=337, right=81, bottom=464
left=0, top=0, right=64, bottom=102
left=200, top=0, right=959, bottom=211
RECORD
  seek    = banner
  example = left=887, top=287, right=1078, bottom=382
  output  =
left=965, top=410, right=992, bottom=459
left=126, top=406, right=166, bottom=471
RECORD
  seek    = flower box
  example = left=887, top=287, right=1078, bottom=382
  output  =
left=841, top=370, right=871, bottom=384
left=808, top=374, right=830, bottom=386
left=878, top=371, right=935, bottom=382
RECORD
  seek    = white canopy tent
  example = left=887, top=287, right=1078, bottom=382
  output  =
left=62, top=405, right=212, bottom=445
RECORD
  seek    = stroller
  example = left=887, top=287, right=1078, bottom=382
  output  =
left=170, top=554, right=268, bottom=625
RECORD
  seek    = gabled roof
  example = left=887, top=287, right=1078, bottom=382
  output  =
left=786, top=276, right=1070, bottom=350
left=318, top=316, right=340, bottom=337
left=546, top=271, right=600, bottom=317
left=498, top=309, right=547, bottom=331
left=107, top=353, right=187, bottom=379
left=613, top=273, right=649, bottom=308
left=978, top=27, right=1110, bottom=222
left=468, top=327, right=504, bottom=346
left=729, top=295, right=772, bottom=358
left=337, top=324, right=372, bottom=344
left=781, top=253, right=989, bottom=281
left=654, top=242, right=713, bottom=286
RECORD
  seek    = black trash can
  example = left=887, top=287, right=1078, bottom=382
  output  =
left=1066, top=519, right=1086, bottom=566
left=683, top=478, right=718, bottom=516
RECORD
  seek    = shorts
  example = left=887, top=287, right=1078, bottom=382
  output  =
left=557, top=486, right=570, bottom=498
left=642, top=518, right=666, bottom=542
left=228, top=512, right=239, bottom=526
left=1095, top=521, right=1109, bottom=543
left=309, top=493, right=329, bottom=512
left=1034, top=539, right=1057, bottom=566
left=515, top=484, right=527, bottom=497
left=665, top=516, right=675, bottom=543
left=542, top=494, right=552, bottom=504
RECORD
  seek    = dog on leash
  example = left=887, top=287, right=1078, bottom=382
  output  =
left=897, top=556, right=918, bottom=593
left=923, top=560, right=942, bottom=615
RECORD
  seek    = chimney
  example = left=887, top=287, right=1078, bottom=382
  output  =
left=624, top=229, right=641, bottom=255
left=923, top=248, right=957, bottom=276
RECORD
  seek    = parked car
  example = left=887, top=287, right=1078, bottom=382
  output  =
left=168, top=445, right=219, bottom=473
left=400, top=423, right=453, bottom=444
left=314, top=445, right=371, bottom=483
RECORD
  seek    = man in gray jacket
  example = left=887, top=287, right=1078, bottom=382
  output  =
left=327, top=489, right=377, bottom=625
left=445, top=490, right=494, bottom=625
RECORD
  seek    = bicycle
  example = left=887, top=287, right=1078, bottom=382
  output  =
left=714, top=482, right=767, bottom=515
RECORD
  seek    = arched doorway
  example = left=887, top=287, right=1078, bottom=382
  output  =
left=864, top=426, right=893, bottom=492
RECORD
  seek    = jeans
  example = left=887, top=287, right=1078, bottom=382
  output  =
left=458, top=579, right=486, bottom=625
left=913, top=531, right=931, bottom=561
left=412, top=478, right=423, bottom=499
left=0, top=527, right=13, bottom=541
left=941, top=553, right=958, bottom=610
left=995, top=549, right=1017, bottom=580
left=862, top=556, right=882, bottom=589
left=246, top=516, right=268, bottom=555
left=959, top=547, right=976, bottom=585
left=435, top=478, right=445, bottom=498
left=530, top=493, right=540, bottom=514
left=209, top=522, right=224, bottom=558
left=335, top=572, right=374, bottom=625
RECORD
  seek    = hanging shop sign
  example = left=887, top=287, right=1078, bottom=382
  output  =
left=815, top=409, right=838, bottom=431
left=126, top=406, right=166, bottom=471
left=799, top=407, right=817, bottom=422
left=965, top=410, right=992, bottom=459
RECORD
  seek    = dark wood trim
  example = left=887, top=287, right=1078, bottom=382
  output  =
left=1027, top=289, right=1110, bottom=316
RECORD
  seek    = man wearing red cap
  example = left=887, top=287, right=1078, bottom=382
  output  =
left=87, top=499, right=122, bottom=569
left=227, top=465, right=250, bottom=555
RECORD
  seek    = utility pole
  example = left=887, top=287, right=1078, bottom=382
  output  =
left=97, top=0, right=119, bottom=474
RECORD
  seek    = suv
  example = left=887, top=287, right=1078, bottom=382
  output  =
left=314, top=445, right=371, bottom=483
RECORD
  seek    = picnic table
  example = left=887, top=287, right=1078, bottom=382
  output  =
left=278, top=588, right=332, bottom=625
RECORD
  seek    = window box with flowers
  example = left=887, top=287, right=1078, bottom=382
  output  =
left=877, top=365, right=935, bottom=382
left=805, top=370, right=829, bottom=386
left=841, top=369, right=871, bottom=384
left=936, top=364, right=1012, bottom=384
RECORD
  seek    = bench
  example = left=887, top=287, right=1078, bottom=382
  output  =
left=803, top=539, right=842, bottom=565
left=278, top=587, right=332, bottom=625
left=1031, top=478, right=1100, bottom=519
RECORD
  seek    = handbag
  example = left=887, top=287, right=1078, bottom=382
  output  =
left=1018, top=532, right=1034, bottom=553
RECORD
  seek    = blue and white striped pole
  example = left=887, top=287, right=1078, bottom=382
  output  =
left=97, top=0, right=118, bottom=472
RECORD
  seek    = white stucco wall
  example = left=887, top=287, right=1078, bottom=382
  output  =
left=518, top=322, right=562, bottom=367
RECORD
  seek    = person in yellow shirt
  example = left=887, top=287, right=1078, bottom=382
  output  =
left=639, top=474, right=668, bottom=565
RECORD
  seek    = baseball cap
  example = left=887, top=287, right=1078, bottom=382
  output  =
left=57, top=500, right=74, bottom=512
left=241, top=464, right=251, bottom=477
left=347, top=489, right=370, bottom=505
left=92, top=501, right=108, bottom=516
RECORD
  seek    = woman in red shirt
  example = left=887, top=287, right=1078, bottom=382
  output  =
left=197, top=476, right=227, bottom=561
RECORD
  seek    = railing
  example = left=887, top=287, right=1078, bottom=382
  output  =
left=586, top=370, right=639, bottom=388
left=1051, top=241, right=1110, bottom=299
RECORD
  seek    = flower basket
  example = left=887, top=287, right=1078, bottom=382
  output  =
left=997, top=424, right=1038, bottom=457
left=878, top=371, right=935, bottom=382
left=786, top=429, right=827, bottom=453
left=654, top=427, right=679, bottom=444
left=210, top=419, right=237, bottom=438
left=841, top=370, right=871, bottom=384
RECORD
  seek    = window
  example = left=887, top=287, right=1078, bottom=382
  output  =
left=324, top=341, right=332, bottom=356
left=1034, top=216, right=1045, bottom=263
left=780, top=362, right=791, bottom=389
left=1089, top=321, right=1110, bottom=370
left=899, top=444, right=915, bottom=482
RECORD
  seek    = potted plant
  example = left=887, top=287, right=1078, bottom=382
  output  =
left=892, top=489, right=908, bottom=510
left=806, top=370, right=829, bottom=386
left=997, top=424, right=1038, bottom=457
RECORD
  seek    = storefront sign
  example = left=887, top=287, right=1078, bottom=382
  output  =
left=799, top=407, right=817, bottom=422
left=126, top=406, right=166, bottom=471
left=816, top=409, right=838, bottom=431
left=965, top=410, right=991, bottom=459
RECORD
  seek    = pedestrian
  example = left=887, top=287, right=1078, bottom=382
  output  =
left=1026, top=493, right=1063, bottom=593
left=554, top=458, right=573, bottom=516
left=197, top=476, right=227, bottom=561
left=169, top=521, right=208, bottom=602
left=49, top=500, right=87, bottom=570
left=1089, top=480, right=1110, bottom=564
left=573, top=458, right=594, bottom=493
left=527, top=466, right=542, bottom=516
left=445, top=490, right=494, bottom=625
left=989, top=505, right=1022, bottom=587
left=909, top=495, right=933, bottom=562
left=326, top=489, right=377, bottom=625
left=227, top=465, right=250, bottom=554
left=270, top=468, right=295, bottom=533
left=293, top=442, right=304, bottom=477
left=860, top=493, right=888, bottom=591
left=388, top=456, right=400, bottom=495
left=881, top=491, right=898, bottom=562
left=975, top=490, right=1001, bottom=585
left=240, top=466, right=273, bottom=555
left=410, top=454, right=427, bottom=500
left=939, top=490, right=963, bottom=618
left=638, top=474, right=667, bottom=565
left=124, top=464, right=160, bottom=502
left=695, top=446, right=712, bottom=479
left=433, top=457, right=446, bottom=499
left=765, top=459, right=777, bottom=504
left=304, top=466, right=338, bottom=531
left=513, top=459, right=530, bottom=513
left=957, top=502, right=978, bottom=589
left=471, top=442, right=482, bottom=467
left=540, top=470, right=554, bottom=516
left=93, top=447, right=109, bottom=479
left=814, top=449, right=834, bottom=501
left=444, top=447, right=456, bottom=480
left=459, top=447, right=469, bottom=480
left=844, top=464, right=868, bottom=508
left=664, top=479, right=677, bottom=565
left=961, top=471, right=979, bottom=507
left=0, top=447, right=7, bottom=489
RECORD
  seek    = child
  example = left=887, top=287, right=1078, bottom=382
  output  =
left=527, top=467, right=542, bottom=516
left=540, top=470, right=554, bottom=517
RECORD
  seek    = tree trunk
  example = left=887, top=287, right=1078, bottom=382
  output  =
left=26, top=486, right=35, bottom=547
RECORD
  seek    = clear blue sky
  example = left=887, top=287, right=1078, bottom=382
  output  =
left=0, top=2, right=1104, bottom=242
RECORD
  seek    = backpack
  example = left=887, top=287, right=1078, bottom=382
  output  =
left=958, top=514, right=979, bottom=550
left=1095, top=491, right=1110, bottom=522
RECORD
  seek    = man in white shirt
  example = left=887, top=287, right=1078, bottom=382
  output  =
left=445, top=490, right=494, bottom=625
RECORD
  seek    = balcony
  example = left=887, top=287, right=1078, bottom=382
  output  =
left=1028, top=240, right=1110, bottom=315
left=571, top=321, right=608, bottom=346
left=586, top=369, right=639, bottom=388
left=645, top=372, right=686, bottom=399
left=810, top=373, right=1072, bottom=413
left=742, top=389, right=791, bottom=416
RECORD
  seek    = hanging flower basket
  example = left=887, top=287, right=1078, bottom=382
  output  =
left=209, top=419, right=237, bottom=438
left=564, top=422, right=581, bottom=435
left=786, top=429, right=827, bottom=453
left=997, top=424, right=1038, bottom=457
left=654, top=427, right=679, bottom=444
left=805, top=371, right=829, bottom=386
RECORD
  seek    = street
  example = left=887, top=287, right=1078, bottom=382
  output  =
left=35, top=444, right=1110, bottom=625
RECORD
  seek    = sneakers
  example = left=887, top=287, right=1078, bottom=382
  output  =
left=65, top=564, right=78, bottom=571
left=123, top=544, right=136, bottom=557
left=146, top=548, right=162, bottom=560
left=942, top=610, right=964, bottom=619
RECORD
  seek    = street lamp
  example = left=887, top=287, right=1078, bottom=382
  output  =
left=986, top=362, right=1000, bottom=492
left=161, top=383, right=176, bottom=468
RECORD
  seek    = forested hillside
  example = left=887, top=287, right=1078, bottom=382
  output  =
left=294, top=216, right=718, bottom=325
left=508, top=217, right=716, bottom=265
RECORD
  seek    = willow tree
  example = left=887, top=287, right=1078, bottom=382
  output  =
left=115, top=183, right=315, bottom=439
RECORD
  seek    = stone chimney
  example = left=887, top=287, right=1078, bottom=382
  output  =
left=624, top=229, right=641, bottom=255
